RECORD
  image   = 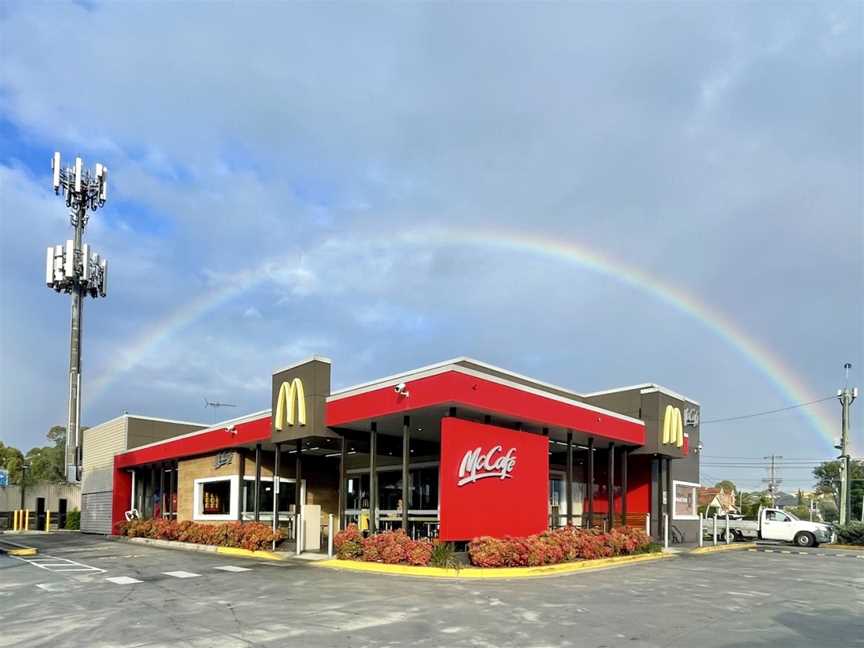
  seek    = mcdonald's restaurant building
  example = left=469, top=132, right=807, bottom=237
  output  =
left=87, top=357, right=702, bottom=546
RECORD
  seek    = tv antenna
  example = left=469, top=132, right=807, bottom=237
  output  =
left=204, top=398, right=237, bottom=422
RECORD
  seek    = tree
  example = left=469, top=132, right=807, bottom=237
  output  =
left=0, top=426, right=70, bottom=485
left=813, top=460, right=864, bottom=521
left=0, top=442, right=25, bottom=483
left=714, top=480, right=737, bottom=493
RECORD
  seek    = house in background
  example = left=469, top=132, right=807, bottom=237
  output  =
left=698, top=486, right=738, bottom=516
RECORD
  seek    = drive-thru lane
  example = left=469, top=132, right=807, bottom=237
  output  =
left=1, top=533, right=861, bottom=648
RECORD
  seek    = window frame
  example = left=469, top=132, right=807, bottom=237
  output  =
left=193, top=475, right=239, bottom=521
left=672, top=479, right=700, bottom=521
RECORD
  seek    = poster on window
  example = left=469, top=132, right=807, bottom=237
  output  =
left=673, top=482, right=697, bottom=519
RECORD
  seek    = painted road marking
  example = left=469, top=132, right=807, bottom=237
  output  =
left=214, top=566, right=251, bottom=573
left=106, top=576, right=143, bottom=585
left=163, top=571, right=199, bottom=579
left=14, top=554, right=104, bottom=574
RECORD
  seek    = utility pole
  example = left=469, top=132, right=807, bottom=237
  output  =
left=762, top=454, right=783, bottom=507
left=836, top=363, right=857, bottom=526
left=46, top=153, right=110, bottom=483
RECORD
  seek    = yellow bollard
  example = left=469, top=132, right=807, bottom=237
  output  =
left=12, top=510, right=18, bottom=531
left=24, top=509, right=29, bottom=531
left=46, top=510, right=51, bottom=532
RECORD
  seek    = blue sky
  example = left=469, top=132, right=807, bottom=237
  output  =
left=0, top=2, right=861, bottom=491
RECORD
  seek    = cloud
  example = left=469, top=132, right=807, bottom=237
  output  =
left=0, top=2, right=861, bottom=484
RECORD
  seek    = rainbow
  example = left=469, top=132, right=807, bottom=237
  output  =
left=86, top=226, right=844, bottom=453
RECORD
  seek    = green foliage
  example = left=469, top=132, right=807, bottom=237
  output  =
left=739, top=492, right=772, bottom=518
left=714, top=480, right=737, bottom=493
left=0, top=442, right=25, bottom=483
left=65, top=509, right=81, bottom=530
left=834, top=522, right=864, bottom=545
left=813, top=460, right=864, bottom=520
left=0, top=426, right=72, bottom=485
left=429, top=541, right=460, bottom=569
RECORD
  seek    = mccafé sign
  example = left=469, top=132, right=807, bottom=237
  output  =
left=457, top=446, right=517, bottom=486
left=439, top=418, right=548, bottom=541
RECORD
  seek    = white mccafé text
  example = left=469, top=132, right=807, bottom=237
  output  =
left=457, top=445, right=517, bottom=486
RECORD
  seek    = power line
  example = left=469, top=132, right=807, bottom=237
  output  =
left=700, top=396, right=835, bottom=424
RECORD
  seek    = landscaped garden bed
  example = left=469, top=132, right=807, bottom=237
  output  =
left=116, top=519, right=284, bottom=551
left=334, top=525, right=654, bottom=569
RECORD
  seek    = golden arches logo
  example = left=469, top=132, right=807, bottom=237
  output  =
left=274, top=378, right=307, bottom=430
left=662, top=405, right=684, bottom=448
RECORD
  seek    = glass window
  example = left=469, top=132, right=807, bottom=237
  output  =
left=673, top=481, right=698, bottom=519
left=410, top=466, right=439, bottom=510
left=242, top=479, right=297, bottom=513
left=201, top=480, right=231, bottom=515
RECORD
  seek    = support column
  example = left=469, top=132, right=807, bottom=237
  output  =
left=149, top=465, right=156, bottom=518
left=665, top=457, right=672, bottom=534
left=587, top=437, right=594, bottom=528
left=607, top=443, right=615, bottom=530
left=295, top=439, right=303, bottom=549
left=402, top=416, right=410, bottom=532
left=253, top=443, right=262, bottom=522
left=621, top=448, right=629, bottom=527
left=159, top=463, right=166, bottom=518
left=370, top=422, right=377, bottom=533
left=272, top=443, right=281, bottom=535
left=169, top=461, right=176, bottom=518
left=338, top=434, right=347, bottom=530
left=565, top=431, right=573, bottom=526
left=656, top=457, right=663, bottom=538
left=236, top=449, right=245, bottom=521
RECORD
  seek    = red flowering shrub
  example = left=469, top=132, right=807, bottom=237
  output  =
left=468, top=525, right=651, bottom=567
left=334, top=524, right=364, bottom=559
left=334, top=527, right=436, bottom=566
left=116, top=519, right=284, bottom=551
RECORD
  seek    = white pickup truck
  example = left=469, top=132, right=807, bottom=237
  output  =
left=706, top=508, right=835, bottom=547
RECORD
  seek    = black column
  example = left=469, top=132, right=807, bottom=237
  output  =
left=607, top=443, right=615, bottom=530
left=565, top=431, right=573, bottom=526
left=237, top=449, right=245, bottom=521
left=401, top=416, right=410, bottom=532
left=370, top=422, right=377, bottom=533
left=338, top=434, right=347, bottom=530
left=254, top=443, right=262, bottom=522
left=149, top=465, right=156, bottom=518
left=169, top=461, right=176, bottom=518
left=665, top=457, right=672, bottom=533
left=159, top=463, right=165, bottom=518
left=621, top=448, right=629, bottom=527
left=656, top=456, right=663, bottom=537
left=273, top=443, right=281, bottom=534
left=587, top=437, right=594, bottom=528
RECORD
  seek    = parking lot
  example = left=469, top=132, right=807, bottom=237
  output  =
left=1, top=533, right=861, bottom=648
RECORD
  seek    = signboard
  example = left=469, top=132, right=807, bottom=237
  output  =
left=0, top=468, right=8, bottom=487
left=438, top=417, right=548, bottom=541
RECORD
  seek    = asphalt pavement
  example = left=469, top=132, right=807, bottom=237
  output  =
left=1, top=533, right=861, bottom=648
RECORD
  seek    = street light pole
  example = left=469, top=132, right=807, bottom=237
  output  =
left=46, top=153, right=109, bottom=483
left=836, top=363, right=857, bottom=526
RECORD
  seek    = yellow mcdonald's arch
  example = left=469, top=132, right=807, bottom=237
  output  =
left=662, top=405, right=684, bottom=448
left=274, top=378, right=307, bottom=430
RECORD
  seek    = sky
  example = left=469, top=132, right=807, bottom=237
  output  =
left=0, top=2, right=861, bottom=492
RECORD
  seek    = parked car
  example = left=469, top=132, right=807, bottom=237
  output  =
left=704, top=507, right=835, bottom=547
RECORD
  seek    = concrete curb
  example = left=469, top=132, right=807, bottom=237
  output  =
left=312, top=551, right=673, bottom=579
left=690, top=542, right=757, bottom=555
left=0, top=538, right=39, bottom=557
left=826, top=544, right=864, bottom=551
left=120, top=536, right=286, bottom=561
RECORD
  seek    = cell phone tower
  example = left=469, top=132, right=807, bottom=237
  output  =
left=45, top=152, right=109, bottom=482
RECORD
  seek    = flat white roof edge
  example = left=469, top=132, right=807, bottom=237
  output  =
left=582, top=383, right=700, bottom=406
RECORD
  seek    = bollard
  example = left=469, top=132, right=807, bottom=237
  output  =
left=725, top=515, right=730, bottom=545
left=12, top=510, right=18, bottom=531
left=713, top=515, right=718, bottom=546
left=663, top=513, right=669, bottom=549
left=327, top=514, right=334, bottom=558
left=645, top=513, right=650, bottom=537
left=295, top=511, right=303, bottom=556
left=24, top=509, right=30, bottom=531
left=46, top=510, right=51, bottom=532
left=699, top=513, right=704, bottom=548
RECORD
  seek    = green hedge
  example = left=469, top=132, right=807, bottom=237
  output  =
left=835, top=522, right=864, bottom=545
left=65, top=509, right=80, bottom=530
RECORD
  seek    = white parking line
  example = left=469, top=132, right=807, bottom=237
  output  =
left=163, top=571, right=199, bottom=579
left=214, top=566, right=251, bottom=573
left=106, top=576, right=143, bottom=585
left=14, top=554, right=105, bottom=574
